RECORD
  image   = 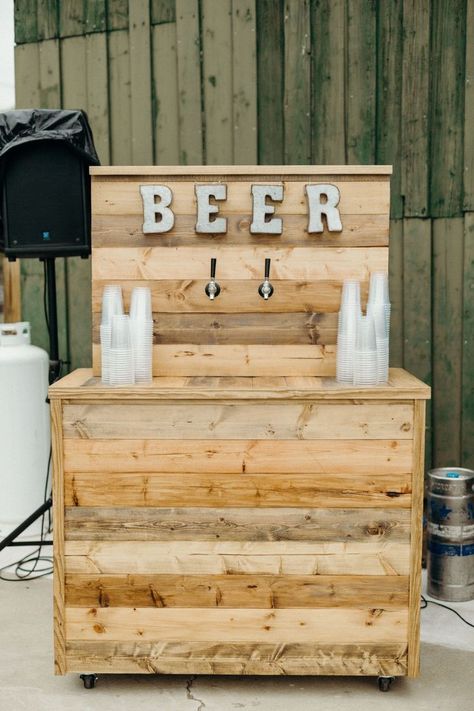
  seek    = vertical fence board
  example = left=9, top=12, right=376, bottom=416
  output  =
left=464, top=0, right=474, bottom=211
left=15, top=43, right=40, bottom=106
left=283, top=0, right=311, bottom=164
left=401, top=0, right=430, bottom=217
left=152, top=22, right=180, bottom=164
left=232, top=0, right=257, bottom=164
left=129, top=0, right=154, bottom=164
left=37, top=0, right=58, bottom=40
left=152, top=0, right=176, bottom=24
left=85, top=0, right=106, bottom=33
left=256, top=0, right=284, bottom=163
left=39, top=38, right=61, bottom=107
left=430, top=0, right=466, bottom=217
left=433, top=218, right=464, bottom=466
left=86, top=32, right=110, bottom=163
left=108, top=30, right=133, bottom=164
left=59, top=0, right=85, bottom=37
left=376, top=0, right=403, bottom=218
left=202, top=0, right=233, bottom=164
left=107, top=0, right=129, bottom=30
left=15, top=0, right=38, bottom=44
left=310, top=0, right=345, bottom=164
left=389, top=218, right=403, bottom=368
left=345, top=0, right=377, bottom=163
left=462, top=213, right=474, bottom=467
left=175, top=0, right=203, bottom=164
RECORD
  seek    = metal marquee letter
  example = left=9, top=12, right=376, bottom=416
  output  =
left=250, top=184, right=284, bottom=235
left=306, top=184, right=343, bottom=233
left=195, top=184, right=228, bottom=233
left=140, top=185, right=175, bottom=233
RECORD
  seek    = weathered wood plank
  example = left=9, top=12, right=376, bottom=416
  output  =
left=310, top=0, right=345, bottom=163
left=433, top=218, right=464, bottom=465
left=64, top=506, right=411, bottom=542
left=430, top=0, right=466, bottom=216
left=108, top=30, right=133, bottom=164
left=63, top=401, right=413, bottom=440
left=2, top=259, right=21, bottom=322
left=401, top=0, right=430, bottom=216
left=66, top=606, right=408, bottom=644
left=52, top=400, right=66, bottom=675
left=464, top=0, right=474, bottom=210
left=256, top=0, right=284, bottom=163
left=85, top=32, right=110, bottom=163
left=15, top=43, right=40, bottom=107
left=63, top=438, right=413, bottom=474
left=39, top=38, right=61, bottom=107
left=65, top=573, right=409, bottom=608
left=462, top=212, right=474, bottom=467
left=129, top=0, right=154, bottom=164
left=151, top=0, right=175, bottom=24
left=283, top=0, right=311, bottom=164
left=232, top=0, right=258, bottom=164
left=345, top=0, right=377, bottom=163
left=107, top=0, right=129, bottom=30
left=175, top=0, right=203, bottom=163
left=37, top=0, right=59, bottom=40
left=59, top=0, right=85, bottom=37
left=152, top=22, right=180, bottom=163
left=85, top=0, right=106, bottom=33
left=202, top=0, right=233, bottom=164
left=389, top=219, right=403, bottom=366
left=64, top=470, right=412, bottom=509
left=15, top=0, right=38, bottom=44
left=65, top=640, right=408, bottom=675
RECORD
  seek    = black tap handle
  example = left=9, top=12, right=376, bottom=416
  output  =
left=210, top=257, right=217, bottom=279
left=264, top=258, right=271, bottom=280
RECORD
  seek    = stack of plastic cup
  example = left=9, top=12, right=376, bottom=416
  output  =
left=353, top=314, right=378, bottom=386
left=109, top=314, right=134, bottom=386
left=129, top=287, right=153, bottom=383
left=367, top=272, right=390, bottom=383
left=336, top=280, right=362, bottom=383
left=100, top=285, right=124, bottom=384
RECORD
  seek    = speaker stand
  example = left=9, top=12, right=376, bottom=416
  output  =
left=0, top=257, right=61, bottom=552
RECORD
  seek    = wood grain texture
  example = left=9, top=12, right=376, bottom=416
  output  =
left=64, top=540, right=410, bottom=576
left=52, top=400, right=66, bottom=675
left=62, top=401, right=414, bottom=440
left=65, top=606, right=408, bottom=644
left=65, top=640, right=408, bottom=675
left=232, top=0, right=258, bottom=164
left=175, top=0, right=203, bottom=164
left=65, top=573, right=409, bottom=609
left=64, top=470, right=412, bottom=509
left=283, top=0, right=311, bottom=164
left=64, top=507, right=411, bottom=542
left=129, top=0, right=153, bottom=165
left=63, top=438, right=413, bottom=474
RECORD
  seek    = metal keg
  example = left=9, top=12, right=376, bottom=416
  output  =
left=427, top=467, right=474, bottom=601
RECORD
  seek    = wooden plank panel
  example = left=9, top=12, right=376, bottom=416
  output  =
left=389, top=219, right=403, bottom=366
left=66, top=607, right=408, bottom=644
left=462, top=212, right=474, bottom=467
left=175, top=0, right=203, bottom=164
left=92, top=212, right=389, bottom=248
left=52, top=400, right=66, bottom=675
left=152, top=0, right=175, bottom=24
left=376, top=0, right=403, bottom=218
left=256, top=0, right=284, bottom=163
left=91, top=178, right=390, bottom=216
left=464, top=0, right=474, bottom=210
left=63, top=438, right=413, bottom=474
left=65, top=573, right=409, bottom=608
left=345, top=0, right=376, bottom=163
left=64, top=507, right=411, bottom=542
left=37, top=1, right=58, bottom=41
left=433, top=218, right=464, bottom=465
left=108, top=30, right=133, bottom=164
left=232, top=0, right=258, bottom=164
left=85, top=0, right=106, bottom=33
left=152, top=22, right=180, bottom=164
left=107, top=0, right=129, bottom=31
left=2, top=259, right=21, bottom=322
left=64, top=539, right=411, bottom=575
left=65, top=640, right=408, bottom=675
left=39, top=38, right=61, bottom=107
left=283, top=0, right=311, bottom=164
left=129, top=0, right=154, bottom=165
left=85, top=33, right=110, bottom=164
left=91, top=246, right=388, bottom=280
left=15, top=0, right=38, bottom=44
left=62, top=401, right=414, bottom=440
left=65, top=470, right=412, bottom=508
left=59, top=0, right=85, bottom=37
left=92, top=311, right=338, bottom=345
left=401, top=0, right=430, bottom=216
left=202, top=0, right=233, bottom=164
left=310, top=0, right=345, bottom=163
left=430, top=0, right=466, bottom=216
left=15, top=43, right=40, bottom=107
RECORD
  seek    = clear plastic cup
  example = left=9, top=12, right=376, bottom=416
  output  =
left=111, top=314, right=132, bottom=349
left=130, top=318, right=154, bottom=383
left=340, top=280, right=361, bottom=307
left=130, top=287, right=152, bottom=321
left=100, top=323, right=112, bottom=384
left=368, top=272, right=389, bottom=305
left=355, top=314, right=376, bottom=351
left=101, top=285, right=124, bottom=325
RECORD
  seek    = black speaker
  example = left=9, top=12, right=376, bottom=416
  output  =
left=0, top=140, right=91, bottom=259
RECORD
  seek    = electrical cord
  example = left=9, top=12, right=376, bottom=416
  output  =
left=421, top=594, right=474, bottom=629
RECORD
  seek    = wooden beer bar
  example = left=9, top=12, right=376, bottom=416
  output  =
left=50, top=166, right=430, bottom=684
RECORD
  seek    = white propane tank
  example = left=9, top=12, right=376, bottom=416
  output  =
left=0, top=322, right=50, bottom=536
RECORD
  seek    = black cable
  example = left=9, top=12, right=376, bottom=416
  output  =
left=421, top=594, right=474, bottom=629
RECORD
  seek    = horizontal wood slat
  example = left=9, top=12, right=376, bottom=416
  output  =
left=65, top=606, right=408, bottom=643
left=63, top=438, right=413, bottom=474
left=64, top=640, right=408, bottom=675
left=62, top=401, right=414, bottom=440
left=64, top=507, right=411, bottom=542
left=64, top=540, right=410, bottom=576
left=64, top=470, right=411, bottom=509
left=65, top=573, right=409, bottom=608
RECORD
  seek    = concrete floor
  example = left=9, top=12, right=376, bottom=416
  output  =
left=0, top=575, right=473, bottom=711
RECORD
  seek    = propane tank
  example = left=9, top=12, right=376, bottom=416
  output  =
left=0, top=322, right=50, bottom=536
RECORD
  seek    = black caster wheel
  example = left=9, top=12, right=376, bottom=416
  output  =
left=378, top=676, right=394, bottom=692
left=80, top=674, right=98, bottom=689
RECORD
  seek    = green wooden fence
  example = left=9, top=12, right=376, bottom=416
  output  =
left=13, top=0, right=474, bottom=470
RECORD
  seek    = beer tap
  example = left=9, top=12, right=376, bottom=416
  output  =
left=205, top=257, right=221, bottom=300
left=258, top=258, right=274, bottom=300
